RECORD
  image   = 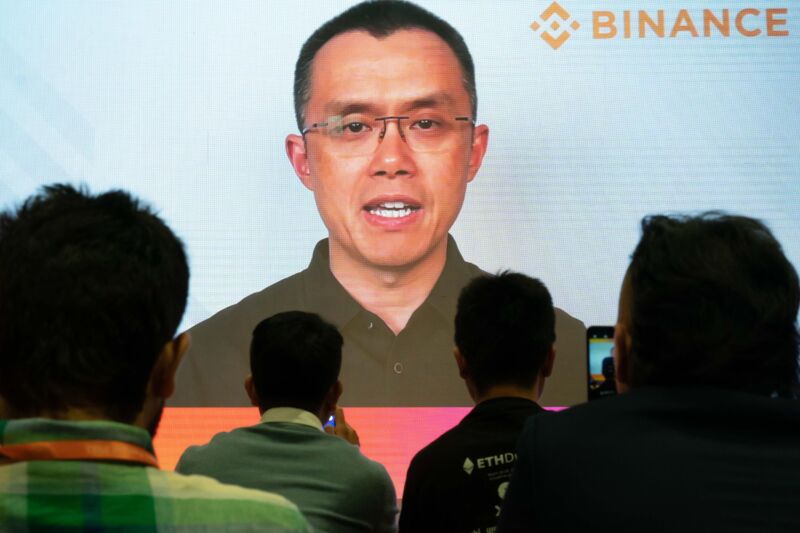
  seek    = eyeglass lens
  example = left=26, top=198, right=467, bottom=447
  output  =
left=308, top=115, right=472, bottom=156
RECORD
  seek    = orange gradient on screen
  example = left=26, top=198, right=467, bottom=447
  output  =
left=154, top=407, right=563, bottom=493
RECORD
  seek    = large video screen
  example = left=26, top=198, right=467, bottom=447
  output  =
left=1, top=0, right=797, bottom=489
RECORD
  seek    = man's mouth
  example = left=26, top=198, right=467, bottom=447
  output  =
left=364, top=201, right=421, bottom=219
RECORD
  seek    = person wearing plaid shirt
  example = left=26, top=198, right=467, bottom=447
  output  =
left=0, top=418, right=309, bottom=531
left=0, top=185, right=310, bottom=531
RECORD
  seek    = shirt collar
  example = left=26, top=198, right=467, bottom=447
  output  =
left=303, top=239, right=362, bottom=330
left=0, top=418, right=157, bottom=466
left=463, top=397, right=544, bottom=424
left=260, top=407, right=324, bottom=432
left=303, top=234, right=478, bottom=328
left=424, top=236, right=481, bottom=321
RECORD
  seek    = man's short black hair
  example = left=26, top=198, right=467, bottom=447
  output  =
left=294, top=0, right=477, bottom=130
left=626, top=212, right=800, bottom=397
left=0, top=184, right=189, bottom=422
left=250, top=311, right=343, bottom=413
left=454, top=271, right=555, bottom=395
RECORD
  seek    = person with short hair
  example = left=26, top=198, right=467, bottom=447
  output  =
left=400, top=271, right=556, bottom=532
left=0, top=184, right=309, bottom=531
left=177, top=311, right=398, bottom=533
left=174, top=0, right=585, bottom=408
left=498, top=212, right=800, bottom=532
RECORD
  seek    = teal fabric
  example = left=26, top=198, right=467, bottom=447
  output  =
left=177, top=421, right=398, bottom=533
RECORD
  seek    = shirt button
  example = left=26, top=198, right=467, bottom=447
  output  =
left=393, top=362, right=403, bottom=374
left=368, top=321, right=374, bottom=330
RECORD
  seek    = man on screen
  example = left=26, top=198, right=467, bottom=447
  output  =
left=173, top=0, right=584, bottom=406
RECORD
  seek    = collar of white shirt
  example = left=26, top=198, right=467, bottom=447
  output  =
left=260, top=407, right=324, bottom=432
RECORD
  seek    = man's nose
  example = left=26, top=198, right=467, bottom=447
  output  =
left=367, top=119, right=416, bottom=179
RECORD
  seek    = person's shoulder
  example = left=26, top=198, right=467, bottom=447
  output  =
left=191, top=238, right=332, bottom=334
left=176, top=425, right=257, bottom=470
left=445, top=235, right=487, bottom=277
left=245, top=270, right=308, bottom=304
left=194, top=271, right=308, bottom=329
left=407, top=422, right=465, bottom=476
left=549, top=391, right=631, bottom=419
left=319, top=429, right=379, bottom=461
left=463, top=258, right=486, bottom=278
left=315, top=431, right=394, bottom=483
left=152, top=468, right=310, bottom=531
left=554, top=306, right=585, bottom=333
left=410, top=401, right=540, bottom=468
left=524, top=391, right=647, bottom=445
left=184, top=271, right=312, bottom=361
left=449, top=240, right=586, bottom=334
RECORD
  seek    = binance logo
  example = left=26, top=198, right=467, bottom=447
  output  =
left=530, top=2, right=581, bottom=50
left=530, top=3, right=790, bottom=50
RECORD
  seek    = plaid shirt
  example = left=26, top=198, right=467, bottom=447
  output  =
left=0, top=418, right=311, bottom=532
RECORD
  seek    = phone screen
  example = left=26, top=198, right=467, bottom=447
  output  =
left=587, top=326, right=616, bottom=400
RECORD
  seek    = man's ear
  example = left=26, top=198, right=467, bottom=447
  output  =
left=613, top=322, right=632, bottom=393
left=541, top=344, right=556, bottom=379
left=454, top=347, right=479, bottom=402
left=328, top=380, right=343, bottom=407
left=244, top=375, right=260, bottom=408
left=149, top=332, right=191, bottom=400
left=466, top=124, right=489, bottom=183
left=454, top=347, right=469, bottom=379
left=322, top=380, right=343, bottom=419
left=286, top=134, right=313, bottom=190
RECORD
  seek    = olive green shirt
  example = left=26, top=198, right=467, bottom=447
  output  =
left=172, top=236, right=585, bottom=406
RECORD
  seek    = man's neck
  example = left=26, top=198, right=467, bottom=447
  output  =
left=14, top=407, right=112, bottom=421
left=474, top=384, right=542, bottom=405
left=8, top=405, right=157, bottom=436
left=329, top=240, right=448, bottom=335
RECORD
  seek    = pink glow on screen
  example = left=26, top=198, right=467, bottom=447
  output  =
left=154, top=406, right=564, bottom=493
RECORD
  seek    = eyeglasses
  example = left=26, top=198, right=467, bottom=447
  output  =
left=301, top=114, right=474, bottom=156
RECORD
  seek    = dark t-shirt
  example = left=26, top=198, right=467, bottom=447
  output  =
left=400, top=397, right=546, bottom=533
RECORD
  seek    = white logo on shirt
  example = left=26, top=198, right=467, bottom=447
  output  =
left=463, top=457, right=475, bottom=475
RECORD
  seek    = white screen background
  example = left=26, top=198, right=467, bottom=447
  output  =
left=1, top=0, right=797, bottom=331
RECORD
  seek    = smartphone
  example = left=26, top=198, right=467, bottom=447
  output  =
left=324, top=414, right=336, bottom=429
left=587, top=326, right=616, bottom=400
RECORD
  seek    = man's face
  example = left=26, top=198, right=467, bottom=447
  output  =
left=287, top=29, right=488, bottom=270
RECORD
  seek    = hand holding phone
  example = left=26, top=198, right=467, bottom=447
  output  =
left=323, top=407, right=360, bottom=446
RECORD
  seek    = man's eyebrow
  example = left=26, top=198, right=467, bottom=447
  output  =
left=324, top=101, right=380, bottom=117
left=404, top=92, right=456, bottom=111
left=322, top=93, right=458, bottom=118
